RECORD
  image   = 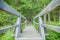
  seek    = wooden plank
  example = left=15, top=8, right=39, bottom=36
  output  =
left=42, top=24, right=60, bottom=33
left=39, top=17, right=45, bottom=40
left=34, top=0, right=60, bottom=18
left=17, top=24, right=41, bottom=40
left=0, top=0, right=26, bottom=19
left=0, top=25, right=18, bottom=34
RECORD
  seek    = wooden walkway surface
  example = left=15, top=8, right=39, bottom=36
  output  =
left=17, top=24, right=41, bottom=40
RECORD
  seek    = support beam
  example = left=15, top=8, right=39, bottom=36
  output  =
left=34, top=0, right=60, bottom=18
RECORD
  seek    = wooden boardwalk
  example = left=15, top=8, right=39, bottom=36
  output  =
left=17, top=24, right=41, bottom=40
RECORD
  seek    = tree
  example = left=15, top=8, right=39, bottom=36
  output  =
left=48, top=13, right=51, bottom=22
left=58, top=6, right=60, bottom=22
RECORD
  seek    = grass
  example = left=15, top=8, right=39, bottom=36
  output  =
left=0, top=10, right=17, bottom=28
left=47, top=21, right=60, bottom=26
left=0, top=11, right=16, bottom=40
left=34, top=21, right=60, bottom=40
left=46, top=21, right=60, bottom=40
left=0, top=30, right=14, bottom=40
left=46, top=29, right=60, bottom=40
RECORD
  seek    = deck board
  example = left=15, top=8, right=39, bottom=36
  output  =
left=17, top=24, right=41, bottom=40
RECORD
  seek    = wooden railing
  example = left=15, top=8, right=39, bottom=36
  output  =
left=0, top=0, right=26, bottom=40
left=34, top=0, right=60, bottom=40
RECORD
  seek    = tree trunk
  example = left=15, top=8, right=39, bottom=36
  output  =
left=48, top=13, right=51, bottom=22
left=44, top=14, right=46, bottom=24
left=59, top=12, right=60, bottom=22
left=54, top=14, right=56, bottom=22
left=16, top=0, right=19, bottom=5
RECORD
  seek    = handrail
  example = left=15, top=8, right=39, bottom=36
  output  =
left=0, top=0, right=26, bottom=19
left=34, top=0, right=60, bottom=19
left=0, top=24, right=18, bottom=34
left=42, top=24, right=60, bottom=33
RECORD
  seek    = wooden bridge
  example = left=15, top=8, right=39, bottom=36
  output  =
left=0, top=0, right=60, bottom=40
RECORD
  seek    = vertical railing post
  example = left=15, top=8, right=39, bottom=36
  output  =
left=15, top=17, right=21, bottom=40
left=39, top=17, right=45, bottom=40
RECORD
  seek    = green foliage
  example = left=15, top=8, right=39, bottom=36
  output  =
left=4, top=0, right=51, bottom=21
left=0, top=0, right=60, bottom=40
left=34, top=22, right=60, bottom=40
left=0, top=30, right=14, bottom=40
left=0, top=10, right=17, bottom=28
left=46, top=29, right=60, bottom=40
left=46, top=22, right=60, bottom=40
left=21, top=24, right=25, bottom=30
left=34, top=24, right=38, bottom=30
left=47, top=22, right=60, bottom=26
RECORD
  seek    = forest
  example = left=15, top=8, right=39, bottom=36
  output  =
left=0, top=0, right=60, bottom=40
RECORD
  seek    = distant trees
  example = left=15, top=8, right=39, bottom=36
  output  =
left=48, top=13, right=51, bottom=22
left=43, top=5, right=60, bottom=23
left=47, top=6, right=60, bottom=22
left=4, top=0, right=60, bottom=22
left=59, top=7, right=60, bottom=22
